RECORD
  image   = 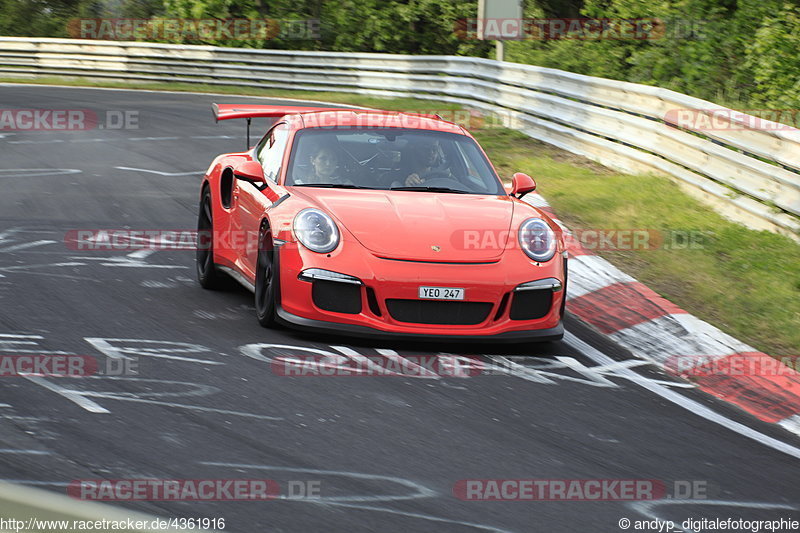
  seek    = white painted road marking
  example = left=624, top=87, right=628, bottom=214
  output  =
left=23, top=376, right=110, bottom=414
left=0, top=240, right=56, bottom=253
left=629, top=499, right=799, bottom=533
left=0, top=449, right=51, bottom=455
left=0, top=480, right=70, bottom=486
left=85, top=338, right=224, bottom=365
left=374, top=348, right=441, bottom=378
left=0, top=334, right=75, bottom=355
left=201, top=462, right=512, bottom=533
left=0, top=168, right=81, bottom=177
left=22, top=374, right=280, bottom=420
left=331, top=346, right=440, bottom=378
left=8, top=139, right=65, bottom=144
left=71, top=253, right=187, bottom=269
left=114, top=166, right=202, bottom=176
left=565, top=331, right=800, bottom=461
left=0, top=262, right=86, bottom=272
left=77, top=393, right=282, bottom=420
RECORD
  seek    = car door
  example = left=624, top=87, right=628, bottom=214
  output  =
left=232, top=122, right=289, bottom=279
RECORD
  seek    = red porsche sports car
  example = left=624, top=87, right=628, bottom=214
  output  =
left=197, top=104, right=566, bottom=342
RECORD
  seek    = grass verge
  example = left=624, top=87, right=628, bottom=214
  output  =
left=3, top=76, right=798, bottom=356
left=480, top=129, right=800, bottom=357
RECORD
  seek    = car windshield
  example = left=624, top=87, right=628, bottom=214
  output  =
left=285, top=128, right=506, bottom=195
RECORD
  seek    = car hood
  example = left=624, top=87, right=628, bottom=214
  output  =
left=292, top=189, right=516, bottom=262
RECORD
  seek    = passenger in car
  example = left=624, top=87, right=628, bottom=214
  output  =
left=295, top=141, right=354, bottom=185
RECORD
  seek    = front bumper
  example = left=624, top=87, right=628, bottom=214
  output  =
left=276, top=240, right=566, bottom=341
left=275, top=304, right=564, bottom=343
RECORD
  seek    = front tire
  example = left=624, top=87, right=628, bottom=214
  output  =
left=196, top=188, right=225, bottom=289
left=255, top=223, right=277, bottom=327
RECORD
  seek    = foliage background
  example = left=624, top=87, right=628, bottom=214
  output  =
left=2, top=0, right=799, bottom=109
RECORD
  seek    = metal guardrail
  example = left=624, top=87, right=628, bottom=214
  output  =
left=1, top=37, right=798, bottom=239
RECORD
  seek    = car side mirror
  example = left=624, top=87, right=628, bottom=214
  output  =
left=233, top=161, right=267, bottom=185
left=510, top=172, right=536, bottom=199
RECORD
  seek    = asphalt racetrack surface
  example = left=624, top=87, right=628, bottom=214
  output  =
left=1, top=85, right=799, bottom=532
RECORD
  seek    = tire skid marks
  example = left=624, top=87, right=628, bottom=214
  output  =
left=201, top=462, right=513, bottom=533
left=608, top=314, right=755, bottom=365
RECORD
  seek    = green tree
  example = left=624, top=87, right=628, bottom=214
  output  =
left=744, top=3, right=800, bottom=107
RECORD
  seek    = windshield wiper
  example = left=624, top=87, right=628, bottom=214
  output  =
left=294, top=183, right=378, bottom=189
left=390, top=186, right=471, bottom=194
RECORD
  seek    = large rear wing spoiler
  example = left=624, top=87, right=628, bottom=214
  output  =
left=212, top=103, right=449, bottom=147
left=212, top=103, right=344, bottom=122
left=213, top=103, right=344, bottom=148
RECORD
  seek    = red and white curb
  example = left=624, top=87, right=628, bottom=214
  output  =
left=528, top=192, right=800, bottom=437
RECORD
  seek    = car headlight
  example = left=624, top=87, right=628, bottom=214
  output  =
left=518, top=218, right=557, bottom=262
left=293, top=208, right=340, bottom=253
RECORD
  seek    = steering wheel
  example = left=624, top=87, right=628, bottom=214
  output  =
left=419, top=169, right=453, bottom=181
left=419, top=176, right=468, bottom=190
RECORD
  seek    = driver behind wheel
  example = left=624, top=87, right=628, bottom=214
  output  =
left=396, top=140, right=453, bottom=187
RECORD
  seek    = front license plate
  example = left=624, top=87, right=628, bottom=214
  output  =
left=418, top=286, right=465, bottom=300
